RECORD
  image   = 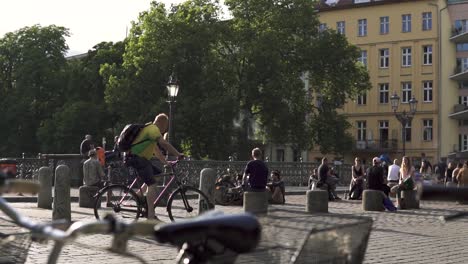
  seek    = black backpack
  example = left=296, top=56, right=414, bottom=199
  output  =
left=117, top=124, right=150, bottom=152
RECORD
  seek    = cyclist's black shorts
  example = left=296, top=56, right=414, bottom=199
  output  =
left=125, top=155, right=162, bottom=186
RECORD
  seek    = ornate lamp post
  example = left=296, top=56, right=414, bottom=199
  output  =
left=166, top=75, right=180, bottom=144
left=390, top=92, right=418, bottom=156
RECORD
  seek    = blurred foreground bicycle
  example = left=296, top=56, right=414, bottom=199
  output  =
left=0, top=175, right=261, bottom=264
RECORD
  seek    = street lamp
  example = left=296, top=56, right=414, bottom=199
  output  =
left=390, top=92, right=418, bottom=156
left=166, top=74, right=179, bottom=144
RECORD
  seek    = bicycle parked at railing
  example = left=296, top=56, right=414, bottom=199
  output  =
left=0, top=175, right=261, bottom=264
left=214, top=168, right=243, bottom=206
left=93, top=159, right=214, bottom=222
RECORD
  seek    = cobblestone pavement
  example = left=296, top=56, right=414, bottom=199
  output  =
left=2, top=196, right=468, bottom=263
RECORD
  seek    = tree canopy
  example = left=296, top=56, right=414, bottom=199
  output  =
left=0, top=0, right=370, bottom=159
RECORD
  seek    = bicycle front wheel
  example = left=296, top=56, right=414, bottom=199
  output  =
left=94, top=184, right=142, bottom=222
left=167, top=186, right=213, bottom=222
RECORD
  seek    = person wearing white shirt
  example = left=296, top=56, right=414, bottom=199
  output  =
left=387, top=159, right=400, bottom=189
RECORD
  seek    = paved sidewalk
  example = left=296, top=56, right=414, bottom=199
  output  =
left=2, top=186, right=349, bottom=203
left=2, top=196, right=468, bottom=263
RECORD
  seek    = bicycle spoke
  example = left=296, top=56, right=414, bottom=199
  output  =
left=94, top=185, right=141, bottom=223
left=167, top=186, right=212, bottom=222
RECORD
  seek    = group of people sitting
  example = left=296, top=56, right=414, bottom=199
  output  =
left=308, top=156, right=418, bottom=210
left=348, top=156, right=417, bottom=210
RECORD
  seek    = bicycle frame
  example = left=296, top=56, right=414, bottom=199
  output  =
left=115, top=162, right=188, bottom=214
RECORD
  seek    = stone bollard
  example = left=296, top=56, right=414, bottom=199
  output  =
left=38, top=166, right=53, bottom=209
left=400, top=190, right=420, bottom=209
left=305, top=190, right=328, bottom=213
left=362, top=190, right=385, bottom=211
left=79, top=185, right=100, bottom=208
left=243, top=191, right=268, bottom=215
left=198, top=168, right=216, bottom=214
left=53, top=165, right=71, bottom=221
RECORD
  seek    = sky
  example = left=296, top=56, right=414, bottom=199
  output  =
left=0, top=0, right=185, bottom=56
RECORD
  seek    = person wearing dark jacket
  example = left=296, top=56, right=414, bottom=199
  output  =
left=367, top=157, right=390, bottom=196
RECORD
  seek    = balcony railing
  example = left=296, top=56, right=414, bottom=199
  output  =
left=449, top=104, right=468, bottom=120
left=355, top=139, right=397, bottom=151
left=451, top=27, right=468, bottom=43
left=450, top=65, right=468, bottom=81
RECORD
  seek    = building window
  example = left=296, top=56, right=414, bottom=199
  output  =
left=457, top=44, right=468, bottom=52
left=379, top=121, right=389, bottom=144
left=357, top=93, right=367, bottom=105
left=380, top=48, right=390, bottom=68
left=458, top=134, right=468, bottom=151
left=402, top=14, right=411, bottom=32
left=402, top=47, right=412, bottom=67
left=460, top=134, right=468, bottom=151
left=422, top=12, right=432, bottom=31
left=457, top=57, right=468, bottom=72
left=423, top=119, right=433, bottom=141
left=357, top=121, right=366, bottom=141
left=404, top=123, right=412, bottom=142
left=402, top=82, right=412, bottom=103
left=358, top=19, right=367, bottom=36
left=358, top=50, right=367, bottom=67
left=455, top=19, right=468, bottom=34
left=380, top=16, right=389, bottom=34
left=379, top=83, right=389, bottom=104
left=459, top=120, right=468, bottom=127
left=423, top=81, right=433, bottom=102
left=293, top=149, right=299, bottom=162
left=319, top=23, right=327, bottom=32
left=460, top=81, right=468, bottom=89
left=423, top=45, right=432, bottom=65
left=276, top=149, right=285, bottom=162
left=337, top=21, right=345, bottom=35
left=459, top=96, right=468, bottom=106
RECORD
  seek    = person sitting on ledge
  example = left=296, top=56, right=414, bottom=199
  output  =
left=267, top=170, right=285, bottom=204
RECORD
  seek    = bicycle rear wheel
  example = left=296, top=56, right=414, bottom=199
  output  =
left=94, top=184, right=142, bottom=222
left=167, top=186, right=213, bottom=222
left=214, top=181, right=236, bottom=206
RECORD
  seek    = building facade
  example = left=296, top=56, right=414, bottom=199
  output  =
left=312, top=0, right=446, bottom=165
left=445, top=0, right=468, bottom=162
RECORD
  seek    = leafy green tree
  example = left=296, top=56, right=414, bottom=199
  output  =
left=37, top=41, right=124, bottom=153
left=0, top=25, right=69, bottom=156
left=222, top=0, right=371, bottom=155
left=103, top=0, right=239, bottom=159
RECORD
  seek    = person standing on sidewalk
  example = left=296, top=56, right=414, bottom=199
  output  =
left=80, top=134, right=94, bottom=158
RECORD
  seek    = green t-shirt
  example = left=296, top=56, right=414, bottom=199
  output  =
left=130, top=124, right=162, bottom=160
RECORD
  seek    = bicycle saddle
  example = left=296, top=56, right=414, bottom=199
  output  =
left=154, top=211, right=261, bottom=253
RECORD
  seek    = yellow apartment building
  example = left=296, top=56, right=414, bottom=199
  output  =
left=444, top=0, right=468, bottom=162
left=310, top=0, right=445, bottom=165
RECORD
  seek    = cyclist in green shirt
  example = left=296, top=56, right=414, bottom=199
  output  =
left=126, top=113, right=183, bottom=219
